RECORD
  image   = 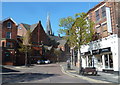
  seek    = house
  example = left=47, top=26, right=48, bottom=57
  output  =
left=77, top=1, right=119, bottom=73
left=17, top=21, right=52, bottom=64
left=0, top=18, right=18, bottom=65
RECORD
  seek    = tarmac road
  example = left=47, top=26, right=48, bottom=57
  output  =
left=2, top=63, right=93, bottom=84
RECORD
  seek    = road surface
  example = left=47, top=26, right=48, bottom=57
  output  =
left=2, top=63, right=93, bottom=84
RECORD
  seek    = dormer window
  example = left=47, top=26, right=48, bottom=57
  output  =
left=7, top=22, right=12, bottom=28
left=18, top=26, right=22, bottom=30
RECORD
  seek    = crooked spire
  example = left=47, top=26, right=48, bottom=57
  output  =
left=46, top=13, right=52, bottom=36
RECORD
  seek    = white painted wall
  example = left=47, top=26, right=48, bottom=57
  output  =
left=80, top=34, right=119, bottom=71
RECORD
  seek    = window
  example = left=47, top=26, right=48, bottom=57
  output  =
left=101, top=6, right=106, bottom=18
left=7, top=22, right=12, bottom=28
left=18, top=26, right=22, bottom=29
left=6, top=42, right=11, bottom=48
left=95, top=9, right=100, bottom=21
left=4, top=52, right=11, bottom=62
left=6, top=32, right=11, bottom=39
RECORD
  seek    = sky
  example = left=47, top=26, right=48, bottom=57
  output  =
left=2, top=2, right=99, bottom=36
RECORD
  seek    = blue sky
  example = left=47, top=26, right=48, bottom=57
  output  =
left=2, top=2, right=99, bottom=36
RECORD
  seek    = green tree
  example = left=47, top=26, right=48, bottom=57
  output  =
left=54, top=48, right=62, bottom=63
left=58, top=12, right=94, bottom=74
left=18, top=30, right=32, bottom=66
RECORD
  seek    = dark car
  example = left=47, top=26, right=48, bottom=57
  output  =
left=37, top=60, right=45, bottom=64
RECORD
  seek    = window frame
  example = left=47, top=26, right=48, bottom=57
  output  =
left=7, top=22, right=12, bottom=28
left=101, top=6, right=106, bottom=18
left=6, top=32, right=11, bottom=39
left=95, top=9, right=100, bottom=21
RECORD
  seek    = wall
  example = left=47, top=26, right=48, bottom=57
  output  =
left=81, top=34, right=119, bottom=71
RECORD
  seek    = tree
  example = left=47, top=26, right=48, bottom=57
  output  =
left=18, top=30, right=32, bottom=66
left=54, top=48, right=62, bottom=63
left=58, top=12, right=94, bottom=74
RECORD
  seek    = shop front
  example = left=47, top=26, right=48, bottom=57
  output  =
left=81, top=47, right=113, bottom=72
left=100, top=47, right=113, bottom=72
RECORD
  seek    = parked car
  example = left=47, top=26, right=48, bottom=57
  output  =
left=44, top=60, right=50, bottom=64
left=37, top=60, right=45, bottom=64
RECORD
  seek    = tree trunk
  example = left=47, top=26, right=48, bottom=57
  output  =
left=78, top=48, right=82, bottom=74
left=25, top=47, right=28, bottom=66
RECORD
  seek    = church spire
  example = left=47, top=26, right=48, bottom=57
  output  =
left=46, top=13, right=52, bottom=36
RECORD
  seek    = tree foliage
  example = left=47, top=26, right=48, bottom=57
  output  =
left=58, top=12, right=95, bottom=48
left=18, top=30, right=32, bottom=53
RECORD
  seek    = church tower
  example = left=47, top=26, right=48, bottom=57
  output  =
left=46, top=13, right=52, bottom=36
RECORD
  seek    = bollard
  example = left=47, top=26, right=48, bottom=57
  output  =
left=67, top=60, right=71, bottom=70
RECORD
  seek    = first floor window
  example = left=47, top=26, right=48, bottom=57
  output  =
left=6, top=32, right=11, bottom=39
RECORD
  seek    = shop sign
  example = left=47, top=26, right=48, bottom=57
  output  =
left=84, top=51, right=91, bottom=55
left=81, top=51, right=91, bottom=56
left=92, top=49, right=100, bottom=55
left=100, top=47, right=111, bottom=53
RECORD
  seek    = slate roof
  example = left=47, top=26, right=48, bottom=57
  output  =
left=49, top=35, right=67, bottom=46
left=2, top=17, right=17, bottom=25
left=21, top=23, right=38, bottom=32
left=21, top=23, right=30, bottom=30
left=30, top=23, right=38, bottom=32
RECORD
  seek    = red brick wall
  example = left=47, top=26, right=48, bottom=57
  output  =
left=31, top=22, right=49, bottom=45
left=0, top=22, right=2, bottom=46
left=87, top=2, right=118, bottom=38
left=2, top=19, right=17, bottom=40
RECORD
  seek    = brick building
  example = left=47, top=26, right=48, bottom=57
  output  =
left=17, top=21, right=52, bottom=64
left=0, top=18, right=18, bottom=65
left=78, top=1, right=120, bottom=73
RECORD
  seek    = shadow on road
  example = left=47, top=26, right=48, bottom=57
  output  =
left=2, top=73, right=60, bottom=84
left=2, top=67, right=20, bottom=73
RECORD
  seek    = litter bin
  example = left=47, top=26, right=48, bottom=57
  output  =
left=67, top=60, right=71, bottom=70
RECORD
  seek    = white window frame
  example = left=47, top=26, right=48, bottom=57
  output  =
left=7, top=22, right=12, bottom=28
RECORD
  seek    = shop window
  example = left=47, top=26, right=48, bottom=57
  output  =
left=7, top=22, right=12, bottom=28
left=88, top=56, right=92, bottom=67
left=95, top=9, right=100, bottom=21
left=6, top=32, right=11, bottom=39
left=109, top=54, right=113, bottom=68
left=104, top=54, right=113, bottom=68
left=98, top=56, right=102, bottom=62
left=105, top=54, right=108, bottom=68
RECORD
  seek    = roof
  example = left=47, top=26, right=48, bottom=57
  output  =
left=86, top=1, right=105, bottom=15
left=57, top=40, right=67, bottom=46
left=21, top=22, right=38, bottom=32
left=2, top=17, right=17, bottom=25
left=21, top=23, right=30, bottom=30
left=49, top=35, right=67, bottom=46
left=30, top=23, right=38, bottom=32
left=49, top=35, right=62, bottom=41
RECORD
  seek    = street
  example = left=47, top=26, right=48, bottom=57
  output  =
left=2, top=63, right=93, bottom=84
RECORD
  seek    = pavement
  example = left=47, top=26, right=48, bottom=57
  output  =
left=60, top=63, right=120, bottom=84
